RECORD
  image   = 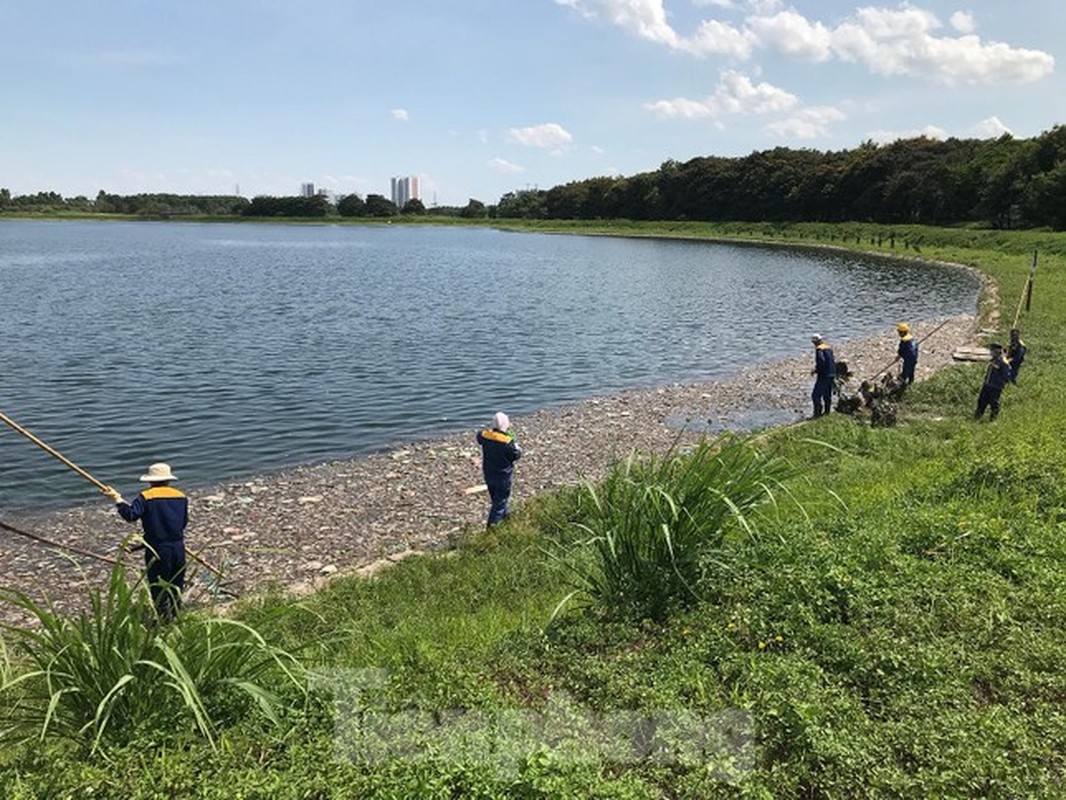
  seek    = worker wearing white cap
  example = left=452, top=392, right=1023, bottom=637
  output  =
left=476, top=412, right=523, bottom=527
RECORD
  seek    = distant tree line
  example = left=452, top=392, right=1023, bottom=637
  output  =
left=3, top=126, right=1063, bottom=228
left=0, top=186, right=492, bottom=221
left=0, top=190, right=251, bottom=217
left=494, top=126, right=1066, bottom=230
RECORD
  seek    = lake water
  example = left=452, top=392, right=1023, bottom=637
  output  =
left=0, top=220, right=978, bottom=510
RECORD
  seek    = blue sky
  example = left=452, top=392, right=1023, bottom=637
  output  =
left=1, top=0, right=1062, bottom=207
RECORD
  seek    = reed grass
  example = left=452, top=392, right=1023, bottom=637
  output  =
left=553, top=436, right=797, bottom=621
left=0, top=564, right=305, bottom=754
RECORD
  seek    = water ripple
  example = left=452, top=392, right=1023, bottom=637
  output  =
left=0, top=220, right=979, bottom=510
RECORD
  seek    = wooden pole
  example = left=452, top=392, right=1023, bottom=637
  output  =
left=0, top=409, right=225, bottom=578
left=0, top=411, right=109, bottom=492
left=0, top=518, right=120, bottom=566
left=1024, top=249, right=1036, bottom=313
left=1012, top=250, right=1037, bottom=328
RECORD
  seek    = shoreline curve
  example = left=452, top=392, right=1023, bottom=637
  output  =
left=1, top=311, right=980, bottom=626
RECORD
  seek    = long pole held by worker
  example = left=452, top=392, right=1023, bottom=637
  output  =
left=1012, top=250, right=1037, bottom=329
left=0, top=517, right=121, bottom=566
left=868, top=317, right=952, bottom=381
left=0, top=409, right=224, bottom=578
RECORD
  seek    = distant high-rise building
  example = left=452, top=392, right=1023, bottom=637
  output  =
left=300, top=182, right=315, bottom=198
left=390, top=175, right=420, bottom=208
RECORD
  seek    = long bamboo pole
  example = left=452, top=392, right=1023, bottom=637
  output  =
left=0, top=411, right=109, bottom=492
left=0, top=409, right=225, bottom=578
left=1011, top=250, right=1037, bottom=330
left=0, top=518, right=121, bottom=566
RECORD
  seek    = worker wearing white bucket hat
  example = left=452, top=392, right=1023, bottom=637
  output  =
left=105, top=462, right=188, bottom=619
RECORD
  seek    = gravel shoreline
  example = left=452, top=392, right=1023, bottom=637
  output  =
left=1, top=314, right=978, bottom=626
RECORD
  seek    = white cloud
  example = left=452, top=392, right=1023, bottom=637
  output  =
left=559, top=1, right=1053, bottom=85
left=828, top=6, right=1053, bottom=84
left=866, top=125, right=948, bottom=144
left=684, top=19, right=755, bottom=58
left=590, top=145, right=605, bottom=154
left=476, top=129, right=489, bottom=144
left=488, top=157, right=525, bottom=174
left=746, top=10, right=831, bottom=61
left=391, top=108, right=409, bottom=122
left=715, top=70, right=797, bottom=112
left=647, top=96, right=717, bottom=119
left=949, top=10, right=976, bottom=34
left=506, top=122, right=574, bottom=148
left=647, top=69, right=797, bottom=118
left=764, top=106, right=845, bottom=139
left=555, top=0, right=679, bottom=47
left=970, top=116, right=1012, bottom=138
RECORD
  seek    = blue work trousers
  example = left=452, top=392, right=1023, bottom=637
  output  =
left=145, top=541, right=186, bottom=621
left=901, top=359, right=916, bottom=385
left=486, top=480, right=513, bottom=527
left=811, top=377, right=835, bottom=417
left=974, top=385, right=1003, bottom=421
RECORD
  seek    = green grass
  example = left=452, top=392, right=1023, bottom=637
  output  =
left=547, top=436, right=798, bottom=622
left=3, top=222, right=1066, bottom=797
left=0, top=565, right=305, bottom=755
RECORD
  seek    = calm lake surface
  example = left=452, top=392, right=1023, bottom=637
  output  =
left=0, top=220, right=978, bottom=510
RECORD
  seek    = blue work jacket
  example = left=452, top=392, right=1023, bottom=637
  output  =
left=982, top=358, right=1012, bottom=391
left=898, top=335, right=918, bottom=365
left=477, top=428, right=522, bottom=486
left=814, top=343, right=836, bottom=379
left=117, top=485, right=188, bottom=547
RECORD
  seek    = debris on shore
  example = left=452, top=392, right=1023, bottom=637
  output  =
left=0, top=315, right=976, bottom=626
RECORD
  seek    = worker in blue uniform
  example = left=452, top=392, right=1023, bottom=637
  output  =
left=1006, top=328, right=1027, bottom=384
left=104, top=462, right=188, bottom=620
left=974, top=344, right=1011, bottom=421
left=810, top=334, right=836, bottom=418
left=896, top=322, right=919, bottom=386
left=476, top=412, right=523, bottom=527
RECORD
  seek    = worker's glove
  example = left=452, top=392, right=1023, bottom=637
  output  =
left=103, top=486, right=126, bottom=505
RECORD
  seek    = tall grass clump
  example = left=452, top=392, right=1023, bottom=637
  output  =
left=555, top=436, right=797, bottom=621
left=0, top=564, right=305, bottom=754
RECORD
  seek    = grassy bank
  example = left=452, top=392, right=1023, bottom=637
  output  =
left=2, top=224, right=1065, bottom=798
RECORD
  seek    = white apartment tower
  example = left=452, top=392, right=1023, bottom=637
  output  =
left=300, top=182, right=315, bottom=198
left=391, top=175, right=420, bottom=208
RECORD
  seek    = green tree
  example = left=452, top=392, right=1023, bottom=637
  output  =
left=337, top=193, right=366, bottom=217
left=459, top=198, right=487, bottom=218
left=495, top=189, right=547, bottom=219
left=401, top=198, right=427, bottom=215
left=364, top=194, right=398, bottom=217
